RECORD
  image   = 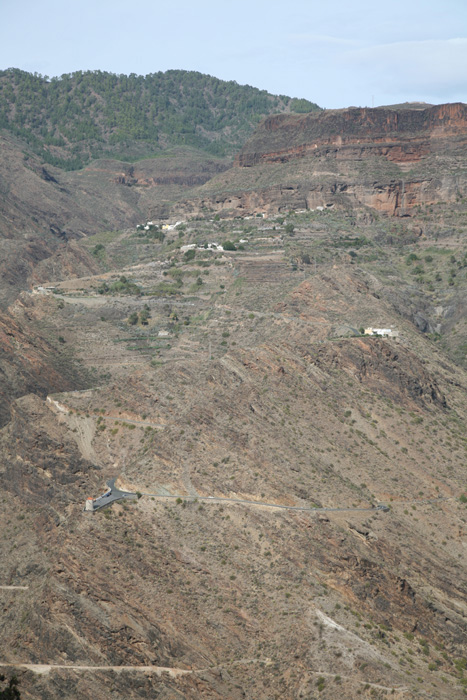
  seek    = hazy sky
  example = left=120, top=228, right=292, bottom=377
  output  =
left=1, top=0, right=466, bottom=108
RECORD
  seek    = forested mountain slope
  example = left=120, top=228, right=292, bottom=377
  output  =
left=0, top=69, right=320, bottom=168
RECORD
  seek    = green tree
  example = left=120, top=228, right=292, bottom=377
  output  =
left=406, top=253, right=418, bottom=265
left=140, top=308, right=150, bottom=325
left=92, top=243, right=105, bottom=257
left=289, top=97, right=319, bottom=113
left=222, top=240, right=237, bottom=251
left=183, top=249, right=196, bottom=262
left=0, top=675, right=21, bottom=700
left=109, top=277, right=141, bottom=295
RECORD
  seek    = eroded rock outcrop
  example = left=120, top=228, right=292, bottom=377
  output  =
left=235, top=103, right=467, bottom=167
left=312, top=338, right=447, bottom=409
left=160, top=103, right=467, bottom=220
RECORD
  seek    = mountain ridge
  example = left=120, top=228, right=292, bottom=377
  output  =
left=0, top=68, right=320, bottom=169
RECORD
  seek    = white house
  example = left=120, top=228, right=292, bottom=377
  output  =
left=364, top=327, right=398, bottom=337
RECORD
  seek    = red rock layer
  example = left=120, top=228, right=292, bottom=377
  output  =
left=235, top=103, right=467, bottom=167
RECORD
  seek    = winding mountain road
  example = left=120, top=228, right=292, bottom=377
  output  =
left=0, top=661, right=410, bottom=693
left=88, top=477, right=451, bottom=515
left=0, top=663, right=191, bottom=677
left=140, top=491, right=383, bottom=513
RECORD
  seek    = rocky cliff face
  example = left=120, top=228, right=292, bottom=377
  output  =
left=167, top=175, right=462, bottom=219
left=111, top=160, right=229, bottom=188
left=158, top=103, right=467, bottom=220
left=235, top=103, right=467, bottom=167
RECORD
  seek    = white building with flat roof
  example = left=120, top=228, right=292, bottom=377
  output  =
left=364, top=327, right=398, bottom=337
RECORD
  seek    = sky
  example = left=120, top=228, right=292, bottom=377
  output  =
left=1, top=0, right=466, bottom=109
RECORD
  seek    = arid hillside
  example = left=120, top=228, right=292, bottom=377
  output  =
left=0, top=205, right=466, bottom=699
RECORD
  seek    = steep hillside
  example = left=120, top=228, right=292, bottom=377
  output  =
left=0, top=292, right=93, bottom=428
left=0, top=211, right=466, bottom=700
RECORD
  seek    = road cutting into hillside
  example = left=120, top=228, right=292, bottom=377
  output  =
left=0, top=660, right=409, bottom=694
left=91, top=479, right=388, bottom=515
left=0, top=663, right=192, bottom=677
left=0, top=657, right=272, bottom=677
left=0, top=586, right=29, bottom=591
left=88, top=478, right=452, bottom=516
left=139, top=492, right=381, bottom=513
left=139, top=493, right=451, bottom=512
